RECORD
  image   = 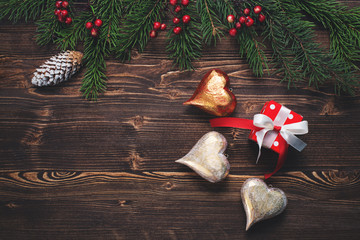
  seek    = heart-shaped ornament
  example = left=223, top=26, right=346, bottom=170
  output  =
left=241, top=178, right=287, bottom=230
left=183, top=69, right=236, bottom=116
left=176, top=131, right=230, bottom=183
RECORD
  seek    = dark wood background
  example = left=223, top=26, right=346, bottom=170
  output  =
left=1, top=1, right=360, bottom=239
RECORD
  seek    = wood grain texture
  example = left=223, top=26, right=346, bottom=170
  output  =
left=0, top=170, right=359, bottom=240
left=1, top=1, right=360, bottom=239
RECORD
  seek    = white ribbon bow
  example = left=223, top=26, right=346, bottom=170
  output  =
left=254, top=114, right=308, bottom=163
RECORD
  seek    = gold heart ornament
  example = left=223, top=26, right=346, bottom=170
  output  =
left=241, top=178, right=287, bottom=231
left=176, top=131, right=230, bottom=183
left=183, top=69, right=237, bottom=116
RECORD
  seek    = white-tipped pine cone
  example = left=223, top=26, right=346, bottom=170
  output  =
left=31, top=50, right=83, bottom=87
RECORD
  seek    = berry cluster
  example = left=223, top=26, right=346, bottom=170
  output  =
left=149, top=0, right=191, bottom=38
left=170, top=0, right=190, bottom=35
left=85, top=19, right=103, bottom=38
left=227, top=5, right=265, bottom=37
left=54, top=1, right=72, bottom=24
left=150, top=22, right=167, bottom=38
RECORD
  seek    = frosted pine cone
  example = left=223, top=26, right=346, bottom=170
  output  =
left=31, top=50, right=83, bottom=87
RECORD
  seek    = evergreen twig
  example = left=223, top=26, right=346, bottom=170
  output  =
left=0, top=0, right=49, bottom=22
left=80, top=0, right=124, bottom=100
left=166, top=2, right=202, bottom=70
left=196, top=0, right=225, bottom=46
left=114, top=0, right=166, bottom=61
left=288, top=0, right=360, bottom=68
left=81, top=36, right=107, bottom=100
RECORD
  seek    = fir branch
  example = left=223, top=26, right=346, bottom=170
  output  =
left=213, top=0, right=236, bottom=23
left=90, top=0, right=123, bottom=50
left=265, top=18, right=301, bottom=87
left=80, top=0, right=125, bottom=100
left=35, top=2, right=63, bottom=46
left=82, top=36, right=107, bottom=101
left=196, top=0, right=225, bottom=46
left=166, top=2, right=202, bottom=70
left=114, top=0, right=166, bottom=61
left=55, top=11, right=91, bottom=51
left=260, top=0, right=359, bottom=94
left=237, top=28, right=268, bottom=77
left=215, top=0, right=267, bottom=77
left=264, top=1, right=331, bottom=87
left=0, top=0, right=49, bottom=22
left=35, top=0, right=77, bottom=47
left=287, top=0, right=360, bottom=68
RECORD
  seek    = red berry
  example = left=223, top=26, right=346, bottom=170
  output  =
left=174, top=5, right=182, bottom=13
left=90, top=28, right=99, bottom=37
left=173, top=26, right=182, bottom=34
left=239, top=16, right=246, bottom=24
left=85, top=22, right=93, bottom=29
left=150, top=30, right=157, bottom=38
left=245, top=17, right=254, bottom=27
left=58, top=14, right=65, bottom=23
left=55, top=1, right=62, bottom=9
left=227, top=14, right=235, bottom=23
left=258, top=14, right=266, bottom=23
left=235, top=22, right=241, bottom=29
left=94, top=19, right=103, bottom=27
left=181, top=0, right=189, bottom=6
left=61, top=1, right=69, bottom=8
left=65, top=17, right=72, bottom=25
left=153, top=22, right=161, bottom=30
left=229, top=28, right=237, bottom=37
left=60, top=10, right=68, bottom=17
left=244, top=8, right=250, bottom=15
left=254, top=6, right=262, bottom=14
left=169, top=0, right=177, bottom=6
left=54, top=9, right=61, bottom=16
left=173, top=17, right=180, bottom=24
left=182, top=15, right=191, bottom=24
left=160, top=23, right=167, bottom=30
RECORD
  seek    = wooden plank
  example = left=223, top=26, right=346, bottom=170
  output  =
left=0, top=171, right=359, bottom=239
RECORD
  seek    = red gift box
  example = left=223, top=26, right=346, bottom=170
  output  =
left=248, top=101, right=303, bottom=154
left=210, top=100, right=308, bottom=179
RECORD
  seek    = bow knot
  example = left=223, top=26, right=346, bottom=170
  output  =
left=273, top=125, right=282, bottom=132
left=253, top=114, right=308, bottom=163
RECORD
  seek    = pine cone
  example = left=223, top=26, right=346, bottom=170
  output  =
left=31, top=50, right=83, bottom=87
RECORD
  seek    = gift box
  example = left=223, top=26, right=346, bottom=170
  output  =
left=210, top=100, right=308, bottom=178
left=248, top=100, right=303, bottom=154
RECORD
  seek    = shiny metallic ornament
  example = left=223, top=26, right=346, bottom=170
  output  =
left=175, top=131, right=230, bottom=183
left=241, top=178, right=287, bottom=231
left=183, top=69, right=236, bottom=116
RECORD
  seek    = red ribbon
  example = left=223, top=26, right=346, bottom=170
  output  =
left=210, top=117, right=288, bottom=179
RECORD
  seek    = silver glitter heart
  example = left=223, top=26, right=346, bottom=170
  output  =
left=175, top=131, right=230, bottom=183
left=241, top=178, right=287, bottom=230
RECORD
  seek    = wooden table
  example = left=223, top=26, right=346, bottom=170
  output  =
left=1, top=3, right=360, bottom=239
